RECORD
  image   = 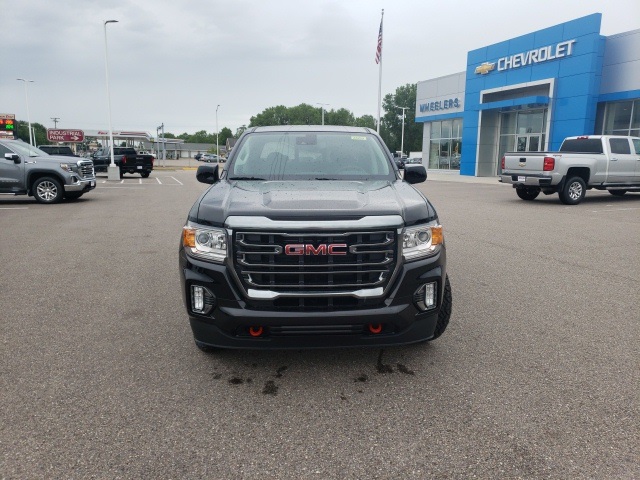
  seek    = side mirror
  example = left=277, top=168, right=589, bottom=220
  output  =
left=196, top=164, right=220, bottom=184
left=4, top=153, right=21, bottom=164
left=404, top=164, right=427, bottom=184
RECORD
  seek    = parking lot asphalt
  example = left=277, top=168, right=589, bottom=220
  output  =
left=1, top=171, right=638, bottom=478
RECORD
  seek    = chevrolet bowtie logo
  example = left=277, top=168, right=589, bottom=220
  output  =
left=475, top=62, right=496, bottom=75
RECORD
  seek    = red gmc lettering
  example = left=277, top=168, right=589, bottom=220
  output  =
left=284, top=243, right=348, bottom=255
left=284, top=244, right=305, bottom=255
left=328, top=244, right=347, bottom=255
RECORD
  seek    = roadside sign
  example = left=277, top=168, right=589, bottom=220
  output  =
left=0, top=114, right=16, bottom=138
left=47, top=129, right=85, bottom=142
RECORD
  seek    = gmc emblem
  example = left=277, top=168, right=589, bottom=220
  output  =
left=284, top=244, right=347, bottom=255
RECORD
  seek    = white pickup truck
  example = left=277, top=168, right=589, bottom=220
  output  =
left=499, top=135, right=640, bottom=205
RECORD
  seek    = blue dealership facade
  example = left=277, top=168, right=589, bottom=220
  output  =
left=415, top=14, right=640, bottom=176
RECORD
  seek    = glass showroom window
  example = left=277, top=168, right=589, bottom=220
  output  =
left=603, top=100, right=640, bottom=137
left=428, top=118, right=462, bottom=170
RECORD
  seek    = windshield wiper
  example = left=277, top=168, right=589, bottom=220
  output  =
left=228, top=176, right=266, bottom=181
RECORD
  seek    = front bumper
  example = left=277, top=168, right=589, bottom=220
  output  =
left=179, top=247, right=447, bottom=349
left=64, top=177, right=96, bottom=192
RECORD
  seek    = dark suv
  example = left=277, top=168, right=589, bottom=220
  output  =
left=179, top=126, right=452, bottom=351
left=38, top=145, right=78, bottom=157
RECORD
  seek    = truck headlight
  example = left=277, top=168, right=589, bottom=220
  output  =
left=402, top=221, right=443, bottom=261
left=182, top=223, right=227, bottom=263
left=60, top=163, right=74, bottom=172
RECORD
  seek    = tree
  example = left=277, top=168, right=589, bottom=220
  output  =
left=326, top=108, right=355, bottom=126
left=15, top=120, right=49, bottom=146
left=249, top=105, right=292, bottom=126
left=218, top=127, right=233, bottom=146
left=235, top=125, right=247, bottom=138
left=354, top=115, right=376, bottom=129
left=381, top=83, right=422, bottom=155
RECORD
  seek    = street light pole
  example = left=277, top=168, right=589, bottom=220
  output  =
left=396, top=106, right=410, bottom=157
left=103, top=19, right=119, bottom=181
left=216, top=104, right=220, bottom=160
left=316, top=103, right=329, bottom=125
left=17, top=78, right=34, bottom=146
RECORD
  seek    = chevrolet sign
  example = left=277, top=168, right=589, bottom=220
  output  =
left=475, top=62, right=495, bottom=75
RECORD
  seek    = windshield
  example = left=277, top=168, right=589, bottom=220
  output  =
left=6, top=141, right=49, bottom=157
left=229, top=132, right=394, bottom=181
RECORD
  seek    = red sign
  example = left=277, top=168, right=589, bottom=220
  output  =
left=47, top=129, right=85, bottom=142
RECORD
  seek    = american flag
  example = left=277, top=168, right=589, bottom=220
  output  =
left=375, top=17, right=383, bottom=64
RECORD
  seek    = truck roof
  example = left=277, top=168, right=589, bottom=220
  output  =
left=563, top=135, right=640, bottom=140
left=249, top=125, right=376, bottom=134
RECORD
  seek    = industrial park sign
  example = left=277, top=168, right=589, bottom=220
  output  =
left=46, top=129, right=85, bottom=142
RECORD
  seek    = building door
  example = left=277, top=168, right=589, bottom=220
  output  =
left=516, top=134, right=542, bottom=152
left=498, top=110, right=547, bottom=174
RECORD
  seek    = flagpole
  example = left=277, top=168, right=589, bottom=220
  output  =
left=376, top=9, right=384, bottom=134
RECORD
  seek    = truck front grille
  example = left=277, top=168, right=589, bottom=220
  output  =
left=233, top=230, right=397, bottom=296
left=78, top=161, right=95, bottom=178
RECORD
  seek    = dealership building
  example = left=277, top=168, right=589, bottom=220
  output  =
left=414, top=13, right=640, bottom=176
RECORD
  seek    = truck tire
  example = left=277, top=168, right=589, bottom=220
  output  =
left=516, top=187, right=540, bottom=201
left=559, top=176, right=586, bottom=205
left=429, top=275, right=452, bottom=341
left=33, top=177, right=63, bottom=204
left=609, top=190, right=627, bottom=196
left=141, top=171, right=150, bottom=178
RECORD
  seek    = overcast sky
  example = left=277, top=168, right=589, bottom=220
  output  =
left=2, top=0, right=639, bottom=137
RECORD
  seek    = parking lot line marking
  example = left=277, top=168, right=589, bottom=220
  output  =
left=120, top=179, right=124, bottom=184
left=100, top=180, right=107, bottom=184
left=156, top=178, right=162, bottom=185
left=170, top=176, right=183, bottom=185
left=139, top=178, right=142, bottom=184
left=0, top=207, right=29, bottom=210
left=591, top=207, right=640, bottom=212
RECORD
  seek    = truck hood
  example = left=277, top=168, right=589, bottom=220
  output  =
left=192, top=180, right=437, bottom=227
left=26, top=155, right=85, bottom=163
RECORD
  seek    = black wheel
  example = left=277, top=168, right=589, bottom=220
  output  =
left=516, top=187, right=540, bottom=201
left=559, top=176, right=586, bottom=205
left=608, top=190, right=627, bottom=196
left=65, top=192, right=83, bottom=201
left=141, top=171, right=150, bottom=178
left=429, top=275, right=452, bottom=341
left=195, top=339, right=219, bottom=353
left=32, top=177, right=63, bottom=204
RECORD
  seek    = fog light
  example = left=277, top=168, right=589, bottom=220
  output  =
left=414, top=282, right=437, bottom=311
left=191, top=285, right=215, bottom=314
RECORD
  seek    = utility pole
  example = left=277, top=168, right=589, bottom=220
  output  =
left=161, top=123, right=166, bottom=167
left=216, top=105, right=220, bottom=161
left=395, top=106, right=410, bottom=157
left=316, top=103, right=329, bottom=125
left=51, top=117, right=60, bottom=128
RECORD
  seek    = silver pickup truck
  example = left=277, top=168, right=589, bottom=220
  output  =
left=0, top=139, right=96, bottom=203
left=499, top=135, right=640, bottom=205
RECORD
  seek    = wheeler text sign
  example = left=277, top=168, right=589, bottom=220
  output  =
left=47, top=129, right=85, bottom=142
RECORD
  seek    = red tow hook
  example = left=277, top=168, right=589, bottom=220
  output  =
left=248, top=326, right=264, bottom=337
left=368, top=323, right=383, bottom=334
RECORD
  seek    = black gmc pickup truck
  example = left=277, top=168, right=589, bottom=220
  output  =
left=93, top=147, right=154, bottom=178
left=179, top=126, right=451, bottom=351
